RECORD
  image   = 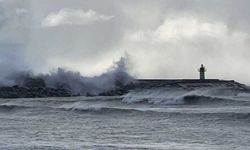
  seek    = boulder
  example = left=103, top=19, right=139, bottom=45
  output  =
left=22, top=77, right=46, bottom=88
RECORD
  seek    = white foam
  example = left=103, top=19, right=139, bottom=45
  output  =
left=56, top=101, right=106, bottom=111
left=0, top=102, right=26, bottom=107
left=237, top=92, right=250, bottom=97
left=122, top=87, right=241, bottom=105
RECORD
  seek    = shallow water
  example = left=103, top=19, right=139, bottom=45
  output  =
left=0, top=90, right=250, bottom=150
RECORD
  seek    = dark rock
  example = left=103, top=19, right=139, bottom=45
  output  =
left=0, top=76, right=73, bottom=98
left=0, top=86, right=72, bottom=98
left=22, top=77, right=46, bottom=88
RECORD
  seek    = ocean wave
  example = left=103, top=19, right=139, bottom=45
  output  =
left=1, top=87, right=249, bottom=113
left=0, top=102, right=31, bottom=110
left=1, top=98, right=250, bottom=121
left=122, top=87, right=249, bottom=105
left=182, top=95, right=250, bottom=105
left=55, top=102, right=136, bottom=113
left=56, top=104, right=250, bottom=122
left=54, top=100, right=250, bottom=117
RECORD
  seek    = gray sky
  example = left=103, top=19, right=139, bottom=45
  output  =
left=1, top=0, right=250, bottom=84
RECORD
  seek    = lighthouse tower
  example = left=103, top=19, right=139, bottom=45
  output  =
left=198, top=64, right=207, bottom=80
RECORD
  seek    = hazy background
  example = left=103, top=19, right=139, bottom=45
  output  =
left=1, top=0, right=250, bottom=84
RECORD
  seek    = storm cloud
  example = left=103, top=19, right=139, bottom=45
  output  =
left=1, top=0, right=250, bottom=84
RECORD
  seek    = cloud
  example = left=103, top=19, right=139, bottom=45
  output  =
left=41, top=8, right=114, bottom=27
left=2, top=0, right=250, bottom=84
left=153, top=16, right=229, bottom=42
left=125, top=15, right=248, bottom=47
left=121, top=15, right=250, bottom=82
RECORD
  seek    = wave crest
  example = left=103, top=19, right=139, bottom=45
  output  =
left=122, top=87, right=249, bottom=105
left=0, top=102, right=30, bottom=110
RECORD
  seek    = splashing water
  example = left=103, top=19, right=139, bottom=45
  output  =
left=0, top=57, right=135, bottom=96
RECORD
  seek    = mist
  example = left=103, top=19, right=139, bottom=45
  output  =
left=2, top=57, right=134, bottom=95
left=42, top=57, right=134, bottom=95
left=1, top=0, right=250, bottom=85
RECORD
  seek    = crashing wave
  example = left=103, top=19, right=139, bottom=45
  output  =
left=122, top=87, right=250, bottom=105
left=0, top=57, right=134, bottom=97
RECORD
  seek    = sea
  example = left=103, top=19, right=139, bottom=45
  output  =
left=0, top=87, right=250, bottom=150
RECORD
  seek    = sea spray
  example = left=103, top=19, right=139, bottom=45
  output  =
left=1, top=57, right=135, bottom=96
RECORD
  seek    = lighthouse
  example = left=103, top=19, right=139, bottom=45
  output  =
left=198, top=64, right=207, bottom=80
